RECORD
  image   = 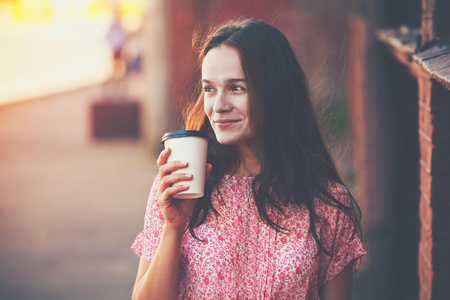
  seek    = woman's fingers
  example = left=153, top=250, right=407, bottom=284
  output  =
left=159, top=161, right=188, bottom=178
left=157, top=147, right=191, bottom=205
left=157, top=170, right=192, bottom=207
left=156, top=147, right=171, bottom=168
left=159, top=172, right=192, bottom=191
left=160, top=184, right=190, bottom=203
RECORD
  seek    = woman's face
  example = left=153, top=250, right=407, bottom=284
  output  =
left=202, top=45, right=255, bottom=150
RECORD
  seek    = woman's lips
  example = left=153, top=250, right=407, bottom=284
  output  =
left=214, top=119, right=240, bottom=129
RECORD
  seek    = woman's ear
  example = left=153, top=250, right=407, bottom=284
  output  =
left=205, top=164, right=213, bottom=180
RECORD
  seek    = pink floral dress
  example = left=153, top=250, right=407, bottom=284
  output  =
left=132, top=175, right=366, bottom=299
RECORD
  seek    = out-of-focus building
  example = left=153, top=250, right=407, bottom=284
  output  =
left=347, top=0, right=450, bottom=299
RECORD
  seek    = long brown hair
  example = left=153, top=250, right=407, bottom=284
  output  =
left=184, top=19, right=362, bottom=257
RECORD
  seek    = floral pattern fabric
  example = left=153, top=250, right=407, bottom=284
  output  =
left=132, top=174, right=366, bottom=299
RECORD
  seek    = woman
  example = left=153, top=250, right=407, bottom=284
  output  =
left=132, top=19, right=365, bottom=300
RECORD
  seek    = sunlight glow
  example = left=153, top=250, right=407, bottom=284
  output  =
left=0, top=0, right=145, bottom=105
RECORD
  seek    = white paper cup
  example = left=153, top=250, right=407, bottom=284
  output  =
left=162, top=130, right=208, bottom=199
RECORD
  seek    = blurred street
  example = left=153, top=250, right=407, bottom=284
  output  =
left=0, top=20, right=112, bottom=106
left=0, top=75, right=157, bottom=300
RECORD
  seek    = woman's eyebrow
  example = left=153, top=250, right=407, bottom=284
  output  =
left=201, top=78, right=247, bottom=83
left=228, top=78, right=247, bottom=83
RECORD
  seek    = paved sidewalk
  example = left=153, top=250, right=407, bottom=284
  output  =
left=0, top=80, right=157, bottom=300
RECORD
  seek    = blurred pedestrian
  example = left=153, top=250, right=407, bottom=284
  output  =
left=107, top=5, right=127, bottom=78
left=131, top=19, right=365, bottom=300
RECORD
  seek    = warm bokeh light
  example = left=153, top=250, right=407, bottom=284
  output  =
left=0, top=0, right=145, bottom=106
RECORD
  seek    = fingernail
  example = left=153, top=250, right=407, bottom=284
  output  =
left=185, top=174, right=193, bottom=179
left=182, top=184, right=189, bottom=188
left=180, top=161, right=188, bottom=166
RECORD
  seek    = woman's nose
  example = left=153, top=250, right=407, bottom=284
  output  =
left=213, top=91, right=232, bottom=113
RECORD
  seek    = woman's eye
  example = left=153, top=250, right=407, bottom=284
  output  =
left=232, top=85, right=246, bottom=92
left=203, top=86, right=215, bottom=93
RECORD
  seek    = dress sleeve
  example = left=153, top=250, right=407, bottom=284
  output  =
left=318, top=183, right=366, bottom=285
left=131, top=175, right=165, bottom=264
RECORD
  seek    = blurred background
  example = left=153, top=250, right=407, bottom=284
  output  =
left=2, top=0, right=446, bottom=299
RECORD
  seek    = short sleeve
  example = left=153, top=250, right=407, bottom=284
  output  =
left=131, top=176, right=165, bottom=263
left=318, top=183, right=366, bottom=285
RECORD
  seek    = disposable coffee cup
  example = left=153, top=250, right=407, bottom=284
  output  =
left=161, top=130, right=208, bottom=199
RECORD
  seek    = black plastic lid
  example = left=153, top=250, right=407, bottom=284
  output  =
left=161, top=130, right=208, bottom=144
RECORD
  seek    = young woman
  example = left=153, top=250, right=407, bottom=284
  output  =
left=131, top=19, right=365, bottom=300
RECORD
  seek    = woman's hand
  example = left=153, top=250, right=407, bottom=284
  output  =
left=156, top=147, right=212, bottom=234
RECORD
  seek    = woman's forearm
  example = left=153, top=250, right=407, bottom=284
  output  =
left=132, top=225, right=184, bottom=300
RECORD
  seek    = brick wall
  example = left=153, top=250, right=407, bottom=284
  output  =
left=418, top=0, right=450, bottom=298
left=418, top=77, right=450, bottom=299
left=421, top=0, right=450, bottom=43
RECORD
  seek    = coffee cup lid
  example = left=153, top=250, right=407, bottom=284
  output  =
left=161, top=130, right=208, bottom=144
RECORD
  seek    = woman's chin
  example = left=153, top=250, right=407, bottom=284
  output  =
left=216, top=138, right=235, bottom=145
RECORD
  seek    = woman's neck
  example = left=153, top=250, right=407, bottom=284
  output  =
left=233, top=145, right=261, bottom=177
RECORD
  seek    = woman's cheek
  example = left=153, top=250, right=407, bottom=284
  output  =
left=204, top=99, right=213, bottom=120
